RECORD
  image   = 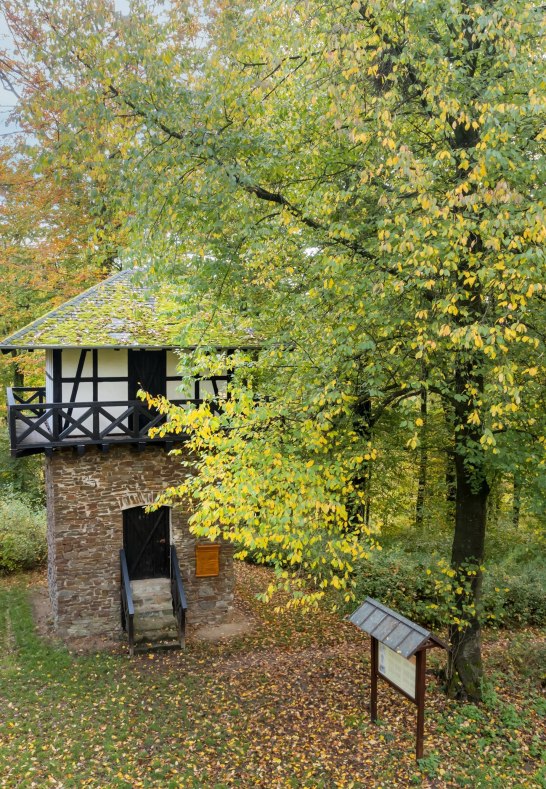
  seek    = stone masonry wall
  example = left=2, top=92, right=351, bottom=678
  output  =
left=45, top=444, right=234, bottom=638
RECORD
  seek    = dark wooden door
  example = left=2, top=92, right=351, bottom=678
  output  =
left=123, top=506, right=170, bottom=579
left=128, top=349, right=166, bottom=398
left=128, top=350, right=166, bottom=430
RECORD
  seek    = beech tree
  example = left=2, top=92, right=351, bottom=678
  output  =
left=4, top=0, right=545, bottom=700
left=0, top=3, right=130, bottom=372
left=0, top=59, right=138, bottom=403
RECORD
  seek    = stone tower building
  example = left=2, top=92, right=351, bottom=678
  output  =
left=2, top=269, right=239, bottom=651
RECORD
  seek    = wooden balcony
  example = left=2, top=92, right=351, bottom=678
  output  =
left=6, top=387, right=208, bottom=457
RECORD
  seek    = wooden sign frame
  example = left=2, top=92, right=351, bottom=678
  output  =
left=195, top=544, right=220, bottom=577
left=370, top=636, right=427, bottom=759
left=348, top=597, right=447, bottom=761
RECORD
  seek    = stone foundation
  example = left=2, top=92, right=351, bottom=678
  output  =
left=45, top=444, right=234, bottom=638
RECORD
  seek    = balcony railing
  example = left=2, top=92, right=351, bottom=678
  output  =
left=7, top=387, right=215, bottom=457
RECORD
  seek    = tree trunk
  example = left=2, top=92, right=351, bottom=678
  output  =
left=349, top=468, right=372, bottom=532
left=445, top=451, right=456, bottom=509
left=512, top=475, right=522, bottom=530
left=415, top=386, right=427, bottom=529
left=364, top=463, right=372, bottom=529
left=11, top=350, right=23, bottom=388
left=487, top=477, right=501, bottom=530
left=443, top=400, right=456, bottom=515
left=352, top=394, right=372, bottom=529
left=446, top=449, right=489, bottom=701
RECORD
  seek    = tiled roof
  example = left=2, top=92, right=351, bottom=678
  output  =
left=348, top=597, right=445, bottom=657
left=0, top=269, right=258, bottom=350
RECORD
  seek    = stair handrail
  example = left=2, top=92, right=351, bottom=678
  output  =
left=119, top=549, right=135, bottom=656
left=170, top=544, right=187, bottom=648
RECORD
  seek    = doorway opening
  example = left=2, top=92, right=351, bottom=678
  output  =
left=122, top=506, right=170, bottom=579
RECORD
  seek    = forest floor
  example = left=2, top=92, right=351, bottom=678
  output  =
left=0, top=562, right=544, bottom=788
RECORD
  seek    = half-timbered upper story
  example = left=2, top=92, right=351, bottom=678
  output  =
left=1, top=269, right=244, bottom=457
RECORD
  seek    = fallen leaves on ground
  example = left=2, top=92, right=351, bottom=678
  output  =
left=0, top=562, right=544, bottom=788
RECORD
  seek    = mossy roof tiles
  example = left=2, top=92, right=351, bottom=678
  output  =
left=0, top=269, right=258, bottom=350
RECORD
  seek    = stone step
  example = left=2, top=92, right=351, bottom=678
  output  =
left=133, top=602, right=175, bottom=615
left=132, top=597, right=171, bottom=608
left=131, top=577, right=171, bottom=588
left=134, top=614, right=178, bottom=637
left=134, top=640, right=182, bottom=654
left=135, top=630, right=178, bottom=643
left=135, top=621, right=178, bottom=636
left=131, top=580, right=171, bottom=605
left=132, top=581, right=170, bottom=590
left=128, top=577, right=179, bottom=641
left=131, top=578, right=171, bottom=597
left=135, top=608, right=174, bottom=624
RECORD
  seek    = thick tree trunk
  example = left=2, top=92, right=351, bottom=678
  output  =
left=446, top=450, right=489, bottom=701
left=415, top=387, right=427, bottom=529
left=443, top=400, right=457, bottom=515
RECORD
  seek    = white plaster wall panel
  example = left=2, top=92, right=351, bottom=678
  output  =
left=199, top=380, right=213, bottom=397
left=214, top=379, right=228, bottom=396
left=167, top=380, right=188, bottom=401
left=200, top=379, right=227, bottom=397
left=97, top=380, right=129, bottom=402
left=45, top=350, right=54, bottom=403
left=62, top=382, right=93, bottom=403
left=167, top=351, right=181, bottom=377
left=61, top=349, right=93, bottom=378
left=97, top=380, right=129, bottom=433
left=97, top=349, right=128, bottom=377
left=45, top=350, right=54, bottom=430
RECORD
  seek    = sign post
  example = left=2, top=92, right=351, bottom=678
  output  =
left=416, top=649, right=426, bottom=760
left=370, top=635, right=378, bottom=722
left=349, top=597, right=447, bottom=760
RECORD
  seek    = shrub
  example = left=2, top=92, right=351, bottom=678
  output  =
left=348, top=545, right=546, bottom=630
left=0, top=498, right=47, bottom=573
left=483, top=571, right=546, bottom=627
left=0, top=429, right=45, bottom=509
left=349, top=549, right=445, bottom=629
left=241, top=523, right=546, bottom=629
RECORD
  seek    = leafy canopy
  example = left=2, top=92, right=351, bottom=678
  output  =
left=4, top=0, right=545, bottom=605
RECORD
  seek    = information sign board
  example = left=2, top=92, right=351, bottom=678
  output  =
left=195, top=544, right=220, bottom=577
left=378, top=643, right=416, bottom=699
left=349, top=597, right=447, bottom=759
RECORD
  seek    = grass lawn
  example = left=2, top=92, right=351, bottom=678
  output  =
left=0, top=562, right=544, bottom=788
